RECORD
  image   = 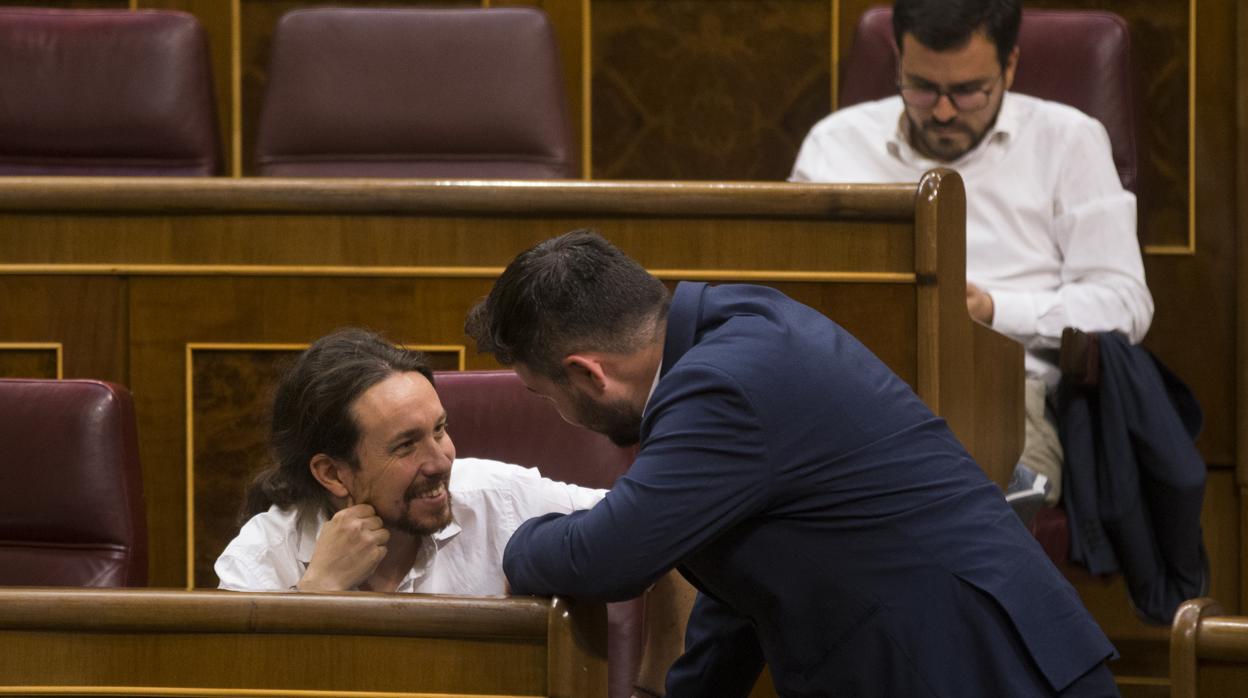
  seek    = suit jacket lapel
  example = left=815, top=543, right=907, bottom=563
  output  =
left=662, top=281, right=706, bottom=378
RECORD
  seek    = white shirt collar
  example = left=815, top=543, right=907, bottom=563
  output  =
left=642, top=356, right=663, bottom=413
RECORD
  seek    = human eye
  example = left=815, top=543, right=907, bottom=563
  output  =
left=392, top=438, right=415, bottom=455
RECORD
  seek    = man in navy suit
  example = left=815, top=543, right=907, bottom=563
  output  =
left=465, top=230, right=1118, bottom=697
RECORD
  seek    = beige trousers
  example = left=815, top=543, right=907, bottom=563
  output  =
left=1021, top=377, right=1063, bottom=505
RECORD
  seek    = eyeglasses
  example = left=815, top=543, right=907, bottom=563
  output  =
left=897, top=74, right=1003, bottom=112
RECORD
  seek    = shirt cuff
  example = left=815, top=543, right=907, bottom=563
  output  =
left=989, top=288, right=1038, bottom=338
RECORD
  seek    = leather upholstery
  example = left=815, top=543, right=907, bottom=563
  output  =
left=434, top=370, right=640, bottom=698
left=255, top=8, right=575, bottom=178
left=0, top=9, right=220, bottom=176
left=0, top=379, right=147, bottom=587
left=839, top=7, right=1138, bottom=192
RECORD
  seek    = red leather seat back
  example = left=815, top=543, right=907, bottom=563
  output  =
left=839, top=6, right=1138, bottom=192
left=255, top=8, right=576, bottom=179
left=433, top=370, right=639, bottom=698
left=0, top=9, right=221, bottom=176
left=0, top=379, right=147, bottom=587
left=434, top=370, right=635, bottom=492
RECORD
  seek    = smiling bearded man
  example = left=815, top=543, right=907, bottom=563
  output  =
left=215, top=327, right=604, bottom=594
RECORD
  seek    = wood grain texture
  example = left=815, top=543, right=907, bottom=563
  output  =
left=1169, top=597, right=1248, bottom=698
left=0, top=348, right=58, bottom=379
left=0, top=277, right=127, bottom=384
left=590, top=0, right=831, bottom=180
left=0, top=588, right=607, bottom=696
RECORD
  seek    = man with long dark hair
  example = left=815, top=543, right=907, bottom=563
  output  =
left=215, top=328, right=603, bottom=593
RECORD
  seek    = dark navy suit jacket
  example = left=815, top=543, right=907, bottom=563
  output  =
left=504, top=282, right=1113, bottom=697
left=1057, top=331, right=1207, bottom=624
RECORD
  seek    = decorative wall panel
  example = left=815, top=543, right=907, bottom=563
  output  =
left=591, top=0, right=831, bottom=180
left=0, top=345, right=60, bottom=379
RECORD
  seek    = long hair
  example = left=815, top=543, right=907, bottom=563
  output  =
left=240, top=328, right=433, bottom=523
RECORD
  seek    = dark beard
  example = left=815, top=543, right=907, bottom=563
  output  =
left=388, top=485, right=454, bottom=536
left=573, top=392, right=642, bottom=447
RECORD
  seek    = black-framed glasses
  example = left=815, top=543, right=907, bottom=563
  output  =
left=897, top=73, right=1003, bottom=112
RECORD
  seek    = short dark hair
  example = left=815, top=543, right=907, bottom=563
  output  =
left=241, top=327, right=434, bottom=521
left=893, top=0, right=1022, bottom=68
left=465, top=229, right=670, bottom=379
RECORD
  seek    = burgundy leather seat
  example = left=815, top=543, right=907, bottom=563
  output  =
left=434, top=370, right=638, bottom=698
left=254, top=8, right=575, bottom=178
left=0, top=379, right=147, bottom=587
left=0, top=8, right=220, bottom=176
left=838, top=7, right=1137, bottom=192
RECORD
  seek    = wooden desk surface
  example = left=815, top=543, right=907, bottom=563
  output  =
left=0, top=588, right=605, bottom=698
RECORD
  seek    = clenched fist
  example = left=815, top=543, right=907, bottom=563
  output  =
left=296, top=504, right=389, bottom=591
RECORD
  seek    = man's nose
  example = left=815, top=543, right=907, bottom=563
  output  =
left=931, top=94, right=958, bottom=122
left=421, top=440, right=454, bottom=476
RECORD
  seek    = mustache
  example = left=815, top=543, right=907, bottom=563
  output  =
left=922, top=119, right=975, bottom=137
left=404, top=476, right=449, bottom=500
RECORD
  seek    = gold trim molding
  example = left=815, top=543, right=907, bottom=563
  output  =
left=0, top=264, right=915, bottom=285
left=0, top=342, right=64, bottom=379
left=1143, top=0, right=1197, bottom=256
left=183, top=342, right=466, bottom=588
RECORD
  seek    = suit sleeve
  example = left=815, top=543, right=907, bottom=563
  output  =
left=503, top=361, right=773, bottom=601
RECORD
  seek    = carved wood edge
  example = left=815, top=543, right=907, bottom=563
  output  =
left=1170, top=597, right=1224, bottom=698
left=0, top=588, right=549, bottom=639
left=0, top=178, right=916, bottom=219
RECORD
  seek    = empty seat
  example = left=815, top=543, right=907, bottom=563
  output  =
left=254, top=7, right=575, bottom=178
left=0, top=379, right=147, bottom=587
left=0, top=8, right=221, bottom=176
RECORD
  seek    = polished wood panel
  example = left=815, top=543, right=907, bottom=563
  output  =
left=0, top=588, right=607, bottom=697
left=1239, top=0, right=1248, bottom=617
left=1170, top=598, right=1248, bottom=698
left=0, top=277, right=127, bottom=384
left=0, top=346, right=59, bottom=379
left=589, top=0, right=830, bottom=180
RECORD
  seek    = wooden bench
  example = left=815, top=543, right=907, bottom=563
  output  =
left=0, top=173, right=1022, bottom=590
left=1171, top=598, right=1248, bottom=698
left=0, top=588, right=607, bottom=697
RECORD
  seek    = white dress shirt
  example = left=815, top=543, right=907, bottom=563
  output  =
left=215, top=457, right=606, bottom=594
left=791, top=93, right=1153, bottom=387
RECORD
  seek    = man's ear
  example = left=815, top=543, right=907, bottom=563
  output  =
left=562, top=354, right=608, bottom=396
left=310, top=453, right=351, bottom=499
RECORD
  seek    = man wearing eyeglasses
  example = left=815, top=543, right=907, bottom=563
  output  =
left=791, top=0, right=1153, bottom=523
